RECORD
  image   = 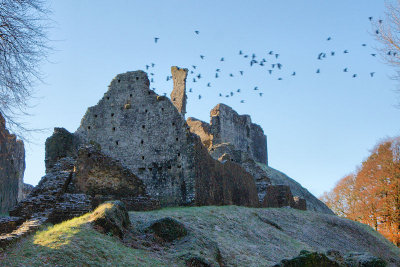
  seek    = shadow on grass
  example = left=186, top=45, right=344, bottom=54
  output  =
left=0, top=213, right=168, bottom=266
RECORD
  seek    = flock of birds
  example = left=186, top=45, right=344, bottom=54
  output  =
left=146, top=17, right=389, bottom=103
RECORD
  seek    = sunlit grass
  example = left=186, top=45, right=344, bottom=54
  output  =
left=1, top=205, right=166, bottom=266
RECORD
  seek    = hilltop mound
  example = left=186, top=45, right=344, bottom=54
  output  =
left=1, top=205, right=398, bottom=266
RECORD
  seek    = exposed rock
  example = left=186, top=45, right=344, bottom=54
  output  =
left=344, top=252, right=387, bottom=267
left=186, top=117, right=213, bottom=148
left=185, top=256, right=212, bottom=267
left=147, top=217, right=188, bottom=242
left=273, top=250, right=340, bottom=267
left=0, top=113, right=25, bottom=213
left=45, top=127, right=79, bottom=172
left=89, top=201, right=131, bottom=238
left=170, top=66, right=188, bottom=117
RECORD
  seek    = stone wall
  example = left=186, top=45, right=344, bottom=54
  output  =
left=0, top=113, right=25, bottom=213
left=74, top=70, right=196, bottom=206
left=170, top=66, right=188, bottom=117
left=210, top=104, right=268, bottom=165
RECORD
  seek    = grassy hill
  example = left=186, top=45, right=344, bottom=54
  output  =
left=1, top=205, right=399, bottom=266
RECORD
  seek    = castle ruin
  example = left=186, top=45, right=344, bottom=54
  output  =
left=2, top=66, right=333, bottom=245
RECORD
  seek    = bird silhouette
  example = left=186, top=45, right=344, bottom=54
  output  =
left=252, top=53, right=256, bottom=59
left=216, top=69, right=220, bottom=72
left=244, top=55, right=249, bottom=58
left=215, top=73, right=219, bottom=78
left=331, top=51, right=335, bottom=56
left=343, top=68, right=348, bottom=72
left=200, top=55, right=205, bottom=59
left=272, top=64, right=275, bottom=68
left=259, top=62, right=265, bottom=66
left=316, top=69, right=320, bottom=74
left=254, top=86, right=258, bottom=90
left=192, top=65, right=197, bottom=69
left=375, top=30, right=379, bottom=34
left=369, top=16, right=373, bottom=21
left=219, top=93, right=222, bottom=97
left=220, top=57, right=225, bottom=61
left=318, top=53, right=324, bottom=59
left=207, top=83, right=211, bottom=87
left=190, top=71, right=194, bottom=74
left=237, top=89, right=241, bottom=93
left=371, top=53, right=377, bottom=57
left=268, top=51, right=273, bottom=55
left=198, top=95, right=202, bottom=99
left=154, top=37, right=159, bottom=43
left=344, top=50, right=349, bottom=54
left=239, top=71, right=244, bottom=75
left=292, top=72, right=296, bottom=76
left=278, top=77, right=282, bottom=80
left=388, top=51, right=392, bottom=56
left=259, top=93, right=263, bottom=97
left=239, top=50, right=243, bottom=55
left=150, top=73, right=154, bottom=76
left=327, top=37, right=331, bottom=41
left=277, top=63, right=282, bottom=69
left=146, top=65, right=150, bottom=70
left=230, top=92, right=234, bottom=96
left=151, top=63, right=155, bottom=67
left=352, top=74, right=357, bottom=78
left=193, top=78, right=196, bottom=82
left=197, top=74, right=201, bottom=79
left=379, top=19, right=383, bottom=24
left=229, top=73, right=234, bottom=77
left=275, top=54, right=279, bottom=59
left=195, top=30, right=199, bottom=34
left=189, top=88, right=193, bottom=92
left=240, top=100, right=245, bottom=103
left=150, top=78, right=154, bottom=82
left=166, top=76, right=170, bottom=81
left=362, top=44, right=366, bottom=47
left=268, top=70, right=272, bottom=74
left=370, top=72, right=375, bottom=77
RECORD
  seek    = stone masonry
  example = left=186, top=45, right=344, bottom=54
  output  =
left=170, top=66, right=188, bottom=117
left=74, top=70, right=196, bottom=206
left=0, top=113, right=25, bottom=213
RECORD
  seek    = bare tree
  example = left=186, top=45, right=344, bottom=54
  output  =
left=0, top=0, right=50, bottom=136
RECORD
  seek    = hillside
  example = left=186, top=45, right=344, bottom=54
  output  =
left=1, top=205, right=399, bottom=266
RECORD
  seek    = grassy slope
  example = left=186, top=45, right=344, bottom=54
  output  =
left=0, top=212, right=166, bottom=267
left=1, top=206, right=399, bottom=266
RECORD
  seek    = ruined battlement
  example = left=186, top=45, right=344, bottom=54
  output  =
left=36, top=65, right=333, bottom=214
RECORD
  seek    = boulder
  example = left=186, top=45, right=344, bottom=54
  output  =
left=274, top=250, right=340, bottom=267
left=89, top=201, right=130, bottom=238
left=147, top=217, right=188, bottom=242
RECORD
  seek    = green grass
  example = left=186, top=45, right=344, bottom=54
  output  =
left=0, top=210, right=167, bottom=267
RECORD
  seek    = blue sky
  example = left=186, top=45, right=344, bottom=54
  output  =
left=21, top=0, right=400, bottom=197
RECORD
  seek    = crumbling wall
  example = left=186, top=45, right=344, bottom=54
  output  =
left=186, top=117, right=213, bottom=148
left=75, top=70, right=196, bottom=206
left=0, top=113, right=25, bottom=213
left=170, top=66, right=188, bottom=117
left=210, top=104, right=268, bottom=165
left=45, top=127, right=79, bottom=172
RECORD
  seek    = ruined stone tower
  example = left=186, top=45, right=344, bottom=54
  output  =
left=170, top=66, right=188, bottom=117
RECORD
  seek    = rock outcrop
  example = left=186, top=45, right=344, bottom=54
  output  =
left=0, top=113, right=25, bottom=213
